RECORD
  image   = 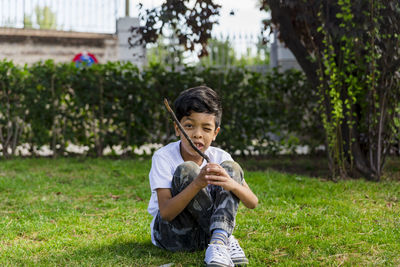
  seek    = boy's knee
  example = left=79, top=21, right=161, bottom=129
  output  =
left=220, top=161, right=244, bottom=185
left=173, top=161, right=200, bottom=184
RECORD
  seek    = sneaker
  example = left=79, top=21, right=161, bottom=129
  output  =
left=204, top=244, right=234, bottom=267
left=228, top=235, right=249, bottom=266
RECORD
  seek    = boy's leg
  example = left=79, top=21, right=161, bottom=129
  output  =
left=171, top=161, right=215, bottom=232
left=205, top=161, right=245, bottom=267
left=153, top=161, right=213, bottom=251
left=209, top=160, right=244, bottom=236
left=209, top=161, right=249, bottom=266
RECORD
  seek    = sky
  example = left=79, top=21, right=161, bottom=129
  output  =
left=131, top=0, right=266, bottom=37
left=210, top=0, right=266, bottom=38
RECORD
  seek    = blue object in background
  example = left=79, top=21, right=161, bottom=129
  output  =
left=73, top=52, right=99, bottom=67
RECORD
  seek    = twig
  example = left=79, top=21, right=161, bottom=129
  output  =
left=164, top=98, right=210, bottom=163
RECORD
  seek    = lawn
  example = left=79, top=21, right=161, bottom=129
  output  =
left=0, top=158, right=399, bottom=266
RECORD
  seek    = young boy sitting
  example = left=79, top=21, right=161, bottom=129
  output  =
left=148, top=86, right=258, bottom=266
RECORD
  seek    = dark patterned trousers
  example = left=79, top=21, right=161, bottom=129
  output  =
left=153, top=160, right=244, bottom=252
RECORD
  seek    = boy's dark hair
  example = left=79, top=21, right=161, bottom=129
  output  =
left=174, top=86, right=222, bottom=128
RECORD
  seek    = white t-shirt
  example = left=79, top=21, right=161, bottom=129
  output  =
left=148, top=140, right=233, bottom=245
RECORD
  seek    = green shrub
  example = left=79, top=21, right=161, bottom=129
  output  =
left=0, top=60, right=324, bottom=157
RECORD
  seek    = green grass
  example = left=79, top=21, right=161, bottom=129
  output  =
left=0, top=158, right=399, bottom=266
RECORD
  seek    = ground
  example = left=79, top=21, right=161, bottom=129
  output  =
left=0, top=156, right=399, bottom=266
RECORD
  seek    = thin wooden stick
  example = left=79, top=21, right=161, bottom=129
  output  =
left=164, top=98, right=210, bottom=163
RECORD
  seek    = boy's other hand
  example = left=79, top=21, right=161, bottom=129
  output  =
left=193, top=166, right=209, bottom=189
left=205, top=163, right=238, bottom=192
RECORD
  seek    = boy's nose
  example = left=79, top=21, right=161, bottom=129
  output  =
left=193, top=129, right=202, bottom=138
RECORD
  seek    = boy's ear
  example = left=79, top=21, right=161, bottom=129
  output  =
left=213, top=127, right=220, bottom=141
left=174, top=122, right=180, bottom=136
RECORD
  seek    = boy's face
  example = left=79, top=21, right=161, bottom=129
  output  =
left=174, top=111, right=220, bottom=162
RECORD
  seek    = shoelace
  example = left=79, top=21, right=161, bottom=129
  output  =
left=211, top=245, right=226, bottom=258
left=229, top=239, right=245, bottom=257
left=206, top=244, right=233, bottom=266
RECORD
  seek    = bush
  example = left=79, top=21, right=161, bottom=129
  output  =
left=0, top=60, right=324, bottom=157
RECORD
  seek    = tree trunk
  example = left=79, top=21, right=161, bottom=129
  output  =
left=267, top=0, right=319, bottom=89
left=268, top=0, right=381, bottom=181
left=97, top=79, right=104, bottom=157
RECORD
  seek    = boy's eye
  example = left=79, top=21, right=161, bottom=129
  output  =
left=184, top=124, right=193, bottom=128
left=204, top=128, right=212, bottom=132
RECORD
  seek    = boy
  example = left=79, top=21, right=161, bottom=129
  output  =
left=148, top=86, right=258, bottom=267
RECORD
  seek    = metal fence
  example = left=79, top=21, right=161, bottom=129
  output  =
left=212, top=31, right=265, bottom=55
left=0, top=0, right=125, bottom=33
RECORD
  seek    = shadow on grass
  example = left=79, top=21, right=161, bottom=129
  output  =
left=44, top=240, right=203, bottom=266
left=236, top=155, right=332, bottom=178
left=382, top=157, right=400, bottom=180
left=237, top=155, right=400, bottom=180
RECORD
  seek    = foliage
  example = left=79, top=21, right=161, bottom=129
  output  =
left=24, top=61, right=75, bottom=155
left=0, top=158, right=400, bottom=265
left=265, top=0, right=400, bottom=181
left=394, top=105, right=400, bottom=155
left=199, top=38, right=236, bottom=66
left=206, top=67, right=321, bottom=156
left=24, top=5, right=57, bottom=30
left=0, top=60, right=322, bottom=158
left=199, top=37, right=270, bottom=67
left=146, top=36, right=188, bottom=67
left=131, top=0, right=221, bottom=57
left=235, top=36, right=270, bottom=66
left=35, top=5, right=57, bottom=29
left=0, top=60, right=27, bottom=158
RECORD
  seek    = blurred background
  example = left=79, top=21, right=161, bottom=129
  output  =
left=0, top=0, right=299, bottom=69
left=0, top=0, right=398, bottom=180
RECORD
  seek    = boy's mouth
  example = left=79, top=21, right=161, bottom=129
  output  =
left=194, top=142, right=204, bottom=150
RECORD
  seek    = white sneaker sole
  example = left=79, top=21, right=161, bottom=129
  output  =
left=204, top=262, right=233, bottom=267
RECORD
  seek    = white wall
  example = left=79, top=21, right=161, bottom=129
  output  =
left=117, top=17, right=146, bottom=67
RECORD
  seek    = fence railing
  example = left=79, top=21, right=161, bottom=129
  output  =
left=0, top=0, right=124, bottom=33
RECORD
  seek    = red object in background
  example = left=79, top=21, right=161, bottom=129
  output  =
left=73, top=52, right=98, bottom=67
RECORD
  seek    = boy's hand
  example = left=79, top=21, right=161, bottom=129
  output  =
left=205, top=163, right=238, bottom=192
left=193, top=165, right=209, bottom=189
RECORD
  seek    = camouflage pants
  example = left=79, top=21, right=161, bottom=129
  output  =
left=153, top=160, right=244, bottom=252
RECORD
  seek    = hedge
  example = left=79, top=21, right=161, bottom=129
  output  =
left=0, top=60, right=324, bottom=157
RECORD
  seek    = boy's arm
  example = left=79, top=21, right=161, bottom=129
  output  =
left=156, top=167, right=208, bottom=222
left=205, top=163, right=258, bottom=209
left=230, top=180, right=258, bottom=209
